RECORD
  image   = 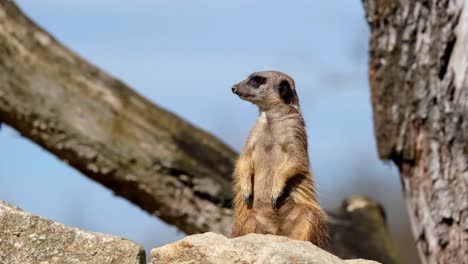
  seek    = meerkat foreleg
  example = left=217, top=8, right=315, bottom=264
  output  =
left=271, top=158, right=304, bottom=207
left=235, top=154, right=254, bottom=204
left=271, top=143, right=309, bottom=207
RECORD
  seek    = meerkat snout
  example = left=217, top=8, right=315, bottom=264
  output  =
left=231, top=85, right=238, bottom=94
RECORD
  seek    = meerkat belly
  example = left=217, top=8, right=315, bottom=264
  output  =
left=251, top=139, right=283, bottom=205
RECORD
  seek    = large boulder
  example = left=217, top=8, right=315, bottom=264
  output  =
left=151, top=232, right=381, bottom=264
left=0, top=200, right=145, bottom=264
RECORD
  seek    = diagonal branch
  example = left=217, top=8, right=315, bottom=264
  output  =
left=0, top=0, right=236, bottom=235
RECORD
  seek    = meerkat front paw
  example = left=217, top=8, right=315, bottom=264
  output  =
left=271, top=187, right=283, bottom=209
left=241, top=184, right=253, bottom=205
left=271, top=196, right=279, bottom=209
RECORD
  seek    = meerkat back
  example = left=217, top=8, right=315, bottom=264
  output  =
left=230, top=71, right=327, bottom=247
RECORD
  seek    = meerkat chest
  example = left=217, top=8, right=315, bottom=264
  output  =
left=249, top=126, right=285, bottom=172
left=252, top=133, right=279, bottom=156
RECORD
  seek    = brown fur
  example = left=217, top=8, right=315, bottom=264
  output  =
left=230, top=71, right=327, bottom=247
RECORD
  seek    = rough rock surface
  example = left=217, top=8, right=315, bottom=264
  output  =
left=151, top=232, right=381, bottom=264
left=0, top=200, right=145, bottom=264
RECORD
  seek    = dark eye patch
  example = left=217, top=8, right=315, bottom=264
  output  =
left=248, top=75, right=266, bottom=88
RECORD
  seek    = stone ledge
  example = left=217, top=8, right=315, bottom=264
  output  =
left=0, top=200, right=145, bottom=264
left=151, top=232, right=381, bottom=264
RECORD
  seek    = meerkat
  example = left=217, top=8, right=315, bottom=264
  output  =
left=230, top=71, right=327, bottom=246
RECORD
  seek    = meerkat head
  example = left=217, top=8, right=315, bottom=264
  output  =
left=231, top=71, right=299, bottom=111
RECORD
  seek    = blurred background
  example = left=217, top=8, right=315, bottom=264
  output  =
left=0, top=1, right=419, bottom=263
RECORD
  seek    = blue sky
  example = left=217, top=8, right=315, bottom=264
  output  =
left=0, top=0, right=415, bottom=260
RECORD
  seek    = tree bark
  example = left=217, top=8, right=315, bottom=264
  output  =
left=363, top=1, right=468, bottom=263
left=0, top=1, right=399, bottom=262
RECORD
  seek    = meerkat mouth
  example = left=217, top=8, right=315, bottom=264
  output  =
left=236, top=92, right=254, bottom=99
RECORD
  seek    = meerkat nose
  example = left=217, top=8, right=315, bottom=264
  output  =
left=232, top=85, right=238, bottom=93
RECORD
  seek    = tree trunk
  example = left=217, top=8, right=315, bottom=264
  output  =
left=0, top=1, right=399, bottom=262
left=362, top=1, right=468, bottom=263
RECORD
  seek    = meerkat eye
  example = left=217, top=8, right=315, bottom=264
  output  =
left=248, top=75, right=266, bottom=88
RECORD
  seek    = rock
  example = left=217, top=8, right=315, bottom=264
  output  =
left=0, top=200, right=145, bottom=264
left=151, top=232, right=381, bottom=264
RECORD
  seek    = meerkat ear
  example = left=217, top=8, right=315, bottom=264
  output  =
left=278, top=80, right=297, bottom=105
